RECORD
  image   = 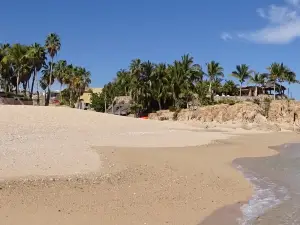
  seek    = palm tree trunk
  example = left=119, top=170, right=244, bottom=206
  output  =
left=27, top=80, right=30, bottom=94
left=209, top=81, right=213, bottom=100
left=46, top=57, right=54, bottom=106
left=158, top=99, right=162, bottom=110
left=59, top=83, right=63, bottom=103
left=273, top=81, right=276, bottom=100
left=69, top=89, right=73, bottom=107
left=23, top=82, right=27, bottom=97
left=239, top=82, right=242, bottom=97
left=36, top=72, right=40, bottom=105
left=16, top=72, right=20, bottom=95
left=30, top=68, right=37, bottom=99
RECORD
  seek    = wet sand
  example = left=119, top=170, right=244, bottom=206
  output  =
left=1, top=132, right=299, bottom=225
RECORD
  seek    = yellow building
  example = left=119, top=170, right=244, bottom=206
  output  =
left=79, top=87, right=102, bottom=108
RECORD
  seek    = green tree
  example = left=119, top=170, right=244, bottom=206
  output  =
left=249, top=72, right=265, bottom=96
left=205, top=61, right=224, bottom=100
left=45, top=33, right=61, bottom=105
left=267, top=63, right=286, bottom=100
left=150, top=63, right=169, bottom=110
left=0, top=44, right=13, bottom=92
left=27, top=43, right=46, bottom=99
left=90, top=92, right=106, bottom=112
left=54, top=60, right=68, bottom=101
left=222, top=80, right=238, bottom=96
left=231, top=64, right=252, bottom=96
left=7, top=44, right=29, bottom=94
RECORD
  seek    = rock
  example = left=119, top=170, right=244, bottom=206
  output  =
left=148, top=100, right=300, bottom=131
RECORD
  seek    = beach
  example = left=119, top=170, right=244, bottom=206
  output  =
left=0, top=106, right=299, bottom=224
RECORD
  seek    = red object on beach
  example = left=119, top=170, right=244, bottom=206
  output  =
left=141, top=116, right=148, bottom=119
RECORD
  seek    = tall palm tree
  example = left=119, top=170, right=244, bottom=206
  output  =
left=283, top=67, right=297, bottom=98
left=26, top=43, right=47, bottom=99
left=0, top=44, right=13, bottom=92
left=140, top=61, right=155, bottom=108
left=54, top=60, right=68, bottom=101
left=41, top=62, right=56, bottom=103
left=150, top=63, right=169, bottom=110
left=206, top=61, right=224, bottom=99
left=249, top=72, right=265, bottom=96
left=231, top=64, right=252, bottom=96
left=129, top=59, right=143, bottom=104
left=116, top=69, right=130, bottom=96
left=7, top=44, right=29, bottom=94
left=45, top=33, right=61, bottom=105
left=267, top=63, right=286, bottom=100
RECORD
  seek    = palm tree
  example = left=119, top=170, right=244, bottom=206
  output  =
left=231, top=64, right=252, bottom=96
left=7, top=44, right=29, bottom=94
left=283, top=67, right=297, bottom=98
left=129, top=59, right=142, bottom=104
left=45, top=33, right=61, bottom=105
left=249, top=72, right=265, bottom=96
left=54, top=60, right=68, bottom=101
left=116, top=69, right=130, bottom=96
left=168, top=60, right=183, bottom=107
left=26, top=43, right=46, bottom=99
left=41, top=62, right=56, bottom=103
left=150, top=63, right=169, bottom=110
left=0, top=44, right=13, bottom=92
left=206, top=61, right=224, bottom=100
left=267, top=63, right=286, bottom=100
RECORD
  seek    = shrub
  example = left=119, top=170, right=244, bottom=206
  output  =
left=253, top=99, right=260, bottom=105
left=172, top=108, right=182, bottom=121
left=169, top=106, right=177, bottom=112
left=217, top=99, right=238, bottom=105
left=261, top=98, right=272, bottom=117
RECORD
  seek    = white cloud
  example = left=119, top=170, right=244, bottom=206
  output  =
left=285, top=0, right=300, bottom=7
left=234, top=1, right=300, bottom=44
left=220, top=32, right=232, bottom=41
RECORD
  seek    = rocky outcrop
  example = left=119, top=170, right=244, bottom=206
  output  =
left=148, top=100, right=300, bottom=131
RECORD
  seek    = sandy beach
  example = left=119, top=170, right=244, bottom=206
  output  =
left=0, top=106, right=299, bottom=224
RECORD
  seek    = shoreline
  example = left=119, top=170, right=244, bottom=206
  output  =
left=199, top=133, right=300, bottom=225
left=1, top=132, right=299, bottom=224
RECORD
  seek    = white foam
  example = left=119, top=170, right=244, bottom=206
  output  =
left=235, top=165, right=290, bottom=225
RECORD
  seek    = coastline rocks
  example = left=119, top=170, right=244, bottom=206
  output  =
left=148, top=100, right=300, bottom=132
left=149, top=102, right=264, bottom=123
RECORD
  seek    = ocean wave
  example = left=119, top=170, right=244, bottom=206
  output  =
left=234, top=164, right=290, bottom=225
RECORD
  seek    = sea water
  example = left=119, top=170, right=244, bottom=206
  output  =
left=234, top=143, right=300, bottom=225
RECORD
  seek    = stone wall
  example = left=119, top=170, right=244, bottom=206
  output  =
left=0, top=97, right=33, bottom=105
left=214, top=95, right=273, bottom=102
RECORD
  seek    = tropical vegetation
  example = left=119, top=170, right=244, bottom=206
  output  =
left=91, top=54, right=298, bottom=114
left=0, top=33, right=91, bottom=106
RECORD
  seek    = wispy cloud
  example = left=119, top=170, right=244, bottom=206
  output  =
left=285, top=0, right=300, bottom=7
left=220, top=32, right=232, bottom=41
left=227, top=0, right=300, bottom=44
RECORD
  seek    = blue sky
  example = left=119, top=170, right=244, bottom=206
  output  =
left=1, top=0, right=300, bottom=98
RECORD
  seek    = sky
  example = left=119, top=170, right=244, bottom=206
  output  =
left=1, top=0, right=300, bottom=98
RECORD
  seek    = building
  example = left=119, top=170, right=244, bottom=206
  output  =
left=240, top=81, right=286, bottom=97
left=78, top=87, right=103, bottom=109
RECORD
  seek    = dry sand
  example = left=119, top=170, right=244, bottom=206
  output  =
left=0, top=105, right=236, bottom=179
left=0, top=105, right=299, bottom=224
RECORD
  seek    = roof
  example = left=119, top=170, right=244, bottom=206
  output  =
left=264, top=81, right=286, bottom=90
